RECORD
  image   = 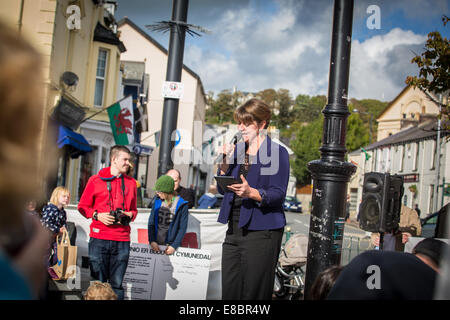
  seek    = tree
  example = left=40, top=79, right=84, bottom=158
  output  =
left=257, top=89, right=277, bottom=111
left=291, top=94, right=326, bottom=123
left=346, top=113, right=370, bottom=152
left=290, top=116, right=323, bottom=185
left=406, top=15, right=449, bottom=127
left=274, top=89, right=293, bottom=130
left=205, top=89, right=236, bottom=124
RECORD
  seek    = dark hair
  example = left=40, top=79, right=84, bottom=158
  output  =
left=109, top=145, right=131, bottom=161
left=413, top=238, right=448, bottom=267
left=309, top=265, right=343, bottom=300
left=234, top=98, right=271, bottom=129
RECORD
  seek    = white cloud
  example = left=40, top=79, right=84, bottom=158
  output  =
left=349, top=28, right=426, bottom=100
left=183, top=2, right=427, bottom=102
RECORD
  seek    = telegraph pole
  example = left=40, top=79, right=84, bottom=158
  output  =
left=304, top=0, right=356, bottom=298
left=157, top=0, right=189, bottom=177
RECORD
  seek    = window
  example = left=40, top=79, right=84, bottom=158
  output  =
left=428, top=185, right=434, bottom=213
left=399, top=146, right=404, bottom=172
left=94, top=49, right=108, bottom=107
left=78, top=146, right=98, bottom=201
left=430, top=140, right=436, bottom=170
left=413, top=142, right=419, bottom=171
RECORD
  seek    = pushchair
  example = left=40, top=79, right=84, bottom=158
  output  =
left=273, top=233, right=308, bottom=299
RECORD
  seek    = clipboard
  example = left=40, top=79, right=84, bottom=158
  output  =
left=214, top=175, right=242, bottom=190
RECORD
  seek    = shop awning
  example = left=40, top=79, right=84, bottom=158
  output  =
left=57, top=126, right=92, bottom=157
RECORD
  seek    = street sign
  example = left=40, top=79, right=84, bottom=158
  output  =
left=132, top=143, right=154, bottom=156
left=162, top=81, right=184, bottom=99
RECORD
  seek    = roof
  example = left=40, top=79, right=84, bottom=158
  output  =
left=93, top=22, right=126, bottom=53
left=117, top=17, right=207, bottom=101
left=366, top=118, right=449, bottom=151
left=376, top=85, right=441, bottom=120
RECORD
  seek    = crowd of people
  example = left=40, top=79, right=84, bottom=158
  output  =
left=0, top=17, right=449, bottom=302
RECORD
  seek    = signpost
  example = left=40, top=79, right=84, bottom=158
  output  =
left=157, top=0, right=189, bottom=177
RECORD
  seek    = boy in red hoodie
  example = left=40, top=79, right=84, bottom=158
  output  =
left=78, top=145, right=137, bottom=300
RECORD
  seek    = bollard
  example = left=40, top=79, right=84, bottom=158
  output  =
left=285, top=226, right=292, bottom=244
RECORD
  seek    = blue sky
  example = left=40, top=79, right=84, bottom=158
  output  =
left=116, top=0, right=449, bottom=101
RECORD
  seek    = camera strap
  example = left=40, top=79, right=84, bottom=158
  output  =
left=105, top=175, right=126, bottom=211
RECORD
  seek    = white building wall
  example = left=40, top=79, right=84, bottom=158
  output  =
left=118, top=21, right=207, bottom=198
left=357, top=137, right=448, bottom=219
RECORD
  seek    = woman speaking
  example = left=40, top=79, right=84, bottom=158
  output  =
left=216, top=98, right=290, bottom=300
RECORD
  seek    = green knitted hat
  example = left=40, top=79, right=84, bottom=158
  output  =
left=154, top=175, right=175, bottom=193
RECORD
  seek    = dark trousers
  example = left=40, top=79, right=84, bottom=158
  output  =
left=221, top=221, right=283, bottom=300
left=88, top=238, right=130, bottom=300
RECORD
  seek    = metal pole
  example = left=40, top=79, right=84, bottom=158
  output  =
left=157, top=0, right=189, bottom=177
left=304, top=0, right=356, bottom=298
left=434, top=94, right=442, bottom=212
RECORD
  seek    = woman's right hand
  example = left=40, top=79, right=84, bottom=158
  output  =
left=218, top=143, right=235, bottom=173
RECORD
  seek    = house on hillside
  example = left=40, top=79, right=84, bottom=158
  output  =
left=376, top=85, right=441, bottom=141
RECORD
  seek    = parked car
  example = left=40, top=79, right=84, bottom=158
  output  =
left=284, top=196, right=302, bottom=213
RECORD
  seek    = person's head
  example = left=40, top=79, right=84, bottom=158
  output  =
left=49, top=186, right=70, bottom=209
left=208, top=184, right=217, bottom=194
left=412, top=238, right=448, bottom=272
left=166, top=169, right=181, bottom=191
left=0, top=20, right=45, bottom=228
left=154, top=175, right=175, bottom=202
left=234, top=99, right=271, bottom=143
left=309, top=265, right=343, bottom=300
left=84, top=281, right=117, bottom=300
left=26, top=200, right=37, bottom=212
left=109, top=145, right=131, bottom=175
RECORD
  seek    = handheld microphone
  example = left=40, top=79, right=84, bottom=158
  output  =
left=215, top=131, right=242, bottom=164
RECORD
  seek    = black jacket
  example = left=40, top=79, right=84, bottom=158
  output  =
left=176, top=186, right=195, bottom=209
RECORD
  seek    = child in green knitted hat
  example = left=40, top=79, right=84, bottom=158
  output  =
left=148, top=175, right=189, bottom=255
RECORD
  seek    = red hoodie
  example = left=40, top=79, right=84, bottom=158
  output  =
left=78, top=167, right=138, bottom=241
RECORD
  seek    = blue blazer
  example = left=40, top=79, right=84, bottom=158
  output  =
left=217, top=137, right=289, bottom=230
left=148, top=196, right=189, bottom=249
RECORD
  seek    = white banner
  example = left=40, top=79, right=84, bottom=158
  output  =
left=123, top=243, right=211, bottom=300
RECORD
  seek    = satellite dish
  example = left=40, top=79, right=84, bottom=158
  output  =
left=61, top=71, right=79, bottom=87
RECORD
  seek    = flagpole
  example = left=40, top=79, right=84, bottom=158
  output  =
left=79, top=94, right=133, bottom=124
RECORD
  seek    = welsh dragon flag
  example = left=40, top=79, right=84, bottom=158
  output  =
left=107, top=95, right=134, bottom=146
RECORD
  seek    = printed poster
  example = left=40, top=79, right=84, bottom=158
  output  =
left=123, top=243, right=211, bottom=300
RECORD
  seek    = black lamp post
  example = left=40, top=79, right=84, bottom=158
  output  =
left=157, top=0, right=189, bottom=177
left=303, top=0, right=356, bottom=298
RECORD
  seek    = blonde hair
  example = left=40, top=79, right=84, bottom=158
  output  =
left=84, top=281, right=117, bottom=300
left=0, top=20, right=45, bottom=227
left=158, top=191, right=176, bottom=207
left=49, top=186, right=70, bottom=207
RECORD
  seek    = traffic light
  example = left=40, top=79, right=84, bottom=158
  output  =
left=359, top=172, right=404, bottom=233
